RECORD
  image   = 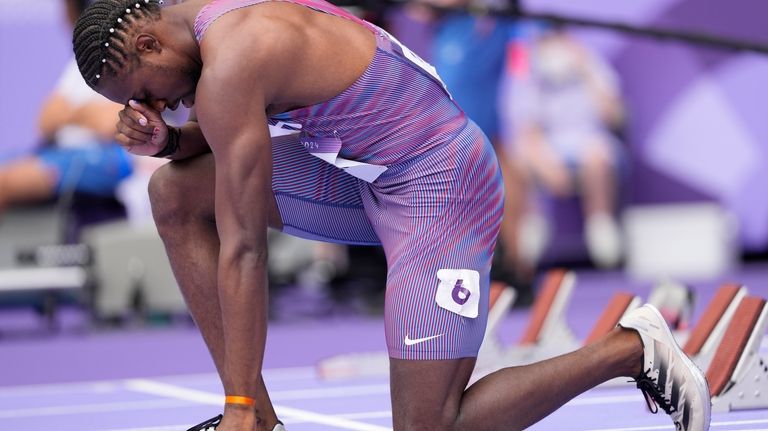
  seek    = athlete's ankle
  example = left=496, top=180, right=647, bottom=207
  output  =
left=614, top=327, right=644, bottom=378
left=222, top=403, right=259, bottom=428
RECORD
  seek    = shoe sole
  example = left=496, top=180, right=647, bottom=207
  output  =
left=644, top=305, right=712, bottom=431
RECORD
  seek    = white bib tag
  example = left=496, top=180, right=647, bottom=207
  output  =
left=435, top=269, right=480, bottom=318
left=300, top=133, right=388, bottom=183
left=378, top=28, right=453, bottom=99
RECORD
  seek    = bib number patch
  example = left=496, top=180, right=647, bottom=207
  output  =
left=435, top=269, right=480, bottom=318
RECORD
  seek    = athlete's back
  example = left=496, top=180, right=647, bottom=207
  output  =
left=195, top=0, right=468, bottom=175
left=197, top=0, right=376, bottom=118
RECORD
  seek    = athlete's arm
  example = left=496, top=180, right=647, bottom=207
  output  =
left=117, top=102, right=211, bottom=159
left=192, top=23, right=294, bottom=428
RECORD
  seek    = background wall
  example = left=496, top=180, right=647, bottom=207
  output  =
left=0, top=0, right=72, bottom=160
left=524, top=0, right=768, bottom=251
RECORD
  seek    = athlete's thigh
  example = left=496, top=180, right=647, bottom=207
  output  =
left=366, top=125, right=503, bottom=362
left=271, top=134, right=380, bottom=245
left=380, top=191, right=496, bottom=428
left=365, top=125, right=503, bottom=427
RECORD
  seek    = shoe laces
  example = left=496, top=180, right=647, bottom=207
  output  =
left=633, top=368, right=677, bottom=415
left=187, top=414, right=222, bottom=431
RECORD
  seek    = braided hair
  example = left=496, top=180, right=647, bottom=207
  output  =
left=72, top=0, right=164, bottom=89
left=73, top=0, right=94, bottom=15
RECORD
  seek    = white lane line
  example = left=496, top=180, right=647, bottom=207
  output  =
left=271, top=384, right=390, bottom=401
left=584, top=418, right=768, bottom=431
left=275, top=406, right=391, bottom=431
left=126, top=379, right=391, bottom=431
left=91, top=417, right=768, bottom=431
left=0, top=366, right=318, bottom=398
left=583, top=425, right=677, bottom=431
left=98, top=426, right=190, bottom=431
left=97, top=410, right=394, bottom=430
left=124, top=379, right=221, bottom=404
left=283, top=410, right=392, bottom=425
left=713, top=419, right=768, bottom=427
left=566, top=394, right=639, bottom=406
left=0, top=381, right=122, bottom=397
left=0, top=399, right=189, bottom=418
left=158, top=367, right=317, bottom=385
left=262, top=366, right=318, bottom=381
left=336, top=411, right=392, bottom=421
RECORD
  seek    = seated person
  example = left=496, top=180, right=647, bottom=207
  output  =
left=0, top=0, right=132, bottom=212
left=502, top=26, right=625, bottom=269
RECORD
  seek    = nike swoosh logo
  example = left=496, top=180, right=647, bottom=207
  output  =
left=404, top=334, right=443, bottom=346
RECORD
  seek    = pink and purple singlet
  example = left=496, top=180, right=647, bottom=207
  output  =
left=195, top=0, right=504, bottom=360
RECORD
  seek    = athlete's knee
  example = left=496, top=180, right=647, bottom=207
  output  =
left=148, top=156, right=214, bottom=229
left=148, top=163, right=182, bottom=228
left=396, top=412, right=457, bottom=431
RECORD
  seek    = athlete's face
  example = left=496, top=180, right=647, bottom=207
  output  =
left=98, top=41, right=201, bottom=112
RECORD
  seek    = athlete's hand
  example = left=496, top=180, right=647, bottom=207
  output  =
left=115, top=100, right=169, bottom=156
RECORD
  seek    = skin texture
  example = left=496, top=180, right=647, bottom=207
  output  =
left=92, top=2, right=644, bottom=430
left=0, top=159, right=57, bottom=210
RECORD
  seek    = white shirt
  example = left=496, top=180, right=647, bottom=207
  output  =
left=52, top=58, right=108, bottom=148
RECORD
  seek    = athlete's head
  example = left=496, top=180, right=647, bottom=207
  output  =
left=73, top=0, right=201, bottom=110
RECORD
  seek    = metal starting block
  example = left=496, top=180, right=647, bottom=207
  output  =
left=683, top=284, right=747, bottom=372
left=647, top=279, right=695, bottom=340
left=501, top=269, right=580, bottom=366
left=708, top=296, right=768, bottom=413
left=474, top=282, right=518, bottom=373
left=475, top=270, right=642, bottom=385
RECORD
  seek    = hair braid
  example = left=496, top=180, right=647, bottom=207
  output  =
left=73, top=0, right=163, bottom=89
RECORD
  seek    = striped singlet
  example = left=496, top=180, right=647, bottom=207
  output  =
left=195, top=0, right=504, bottom=360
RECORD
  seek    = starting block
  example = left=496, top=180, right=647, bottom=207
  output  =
left=317, top=281, right=517, bottom=380
left=683, top=283, right=747, bottom=372
left=708, top=296, right=768, bottom=413
left=509, top=271, right=643, bottom=360
left=584, top=291, right=642, bottom=388
left=501, top=269, right=580, bottom=366
left=647, top=279, right=695, bottom=334
left=469, top=269, right=578, bottom=382
left=584, top=292, right=642, bottom=345
left=475, top=270, right=641, bottom=385
left=474, top=282, right=518, bottom=372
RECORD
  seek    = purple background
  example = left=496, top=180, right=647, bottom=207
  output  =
left=523, top=0, right=768, bottom=250
left=0, top=1, right=72, bottom=160
left=2, top=0, right=767, bottom=248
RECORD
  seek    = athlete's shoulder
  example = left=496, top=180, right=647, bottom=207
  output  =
left=200, top=6, right=303, bottom=65
left=197, top=10, right=305, bottom=105
left=199, top=2, right=303, bottom=45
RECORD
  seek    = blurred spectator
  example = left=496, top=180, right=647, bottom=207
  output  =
left=501, top=26, right=625, bottom=270
left=393, top=0, right=531, bottom=298
left=0, top=0, right=131, bottom=212
left=429, top=0, right=512, bottom=141
left=384, top=1, right=438, bottom=62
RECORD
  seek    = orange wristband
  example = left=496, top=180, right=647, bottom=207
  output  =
left=225, top=395, right=257, bottom=407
